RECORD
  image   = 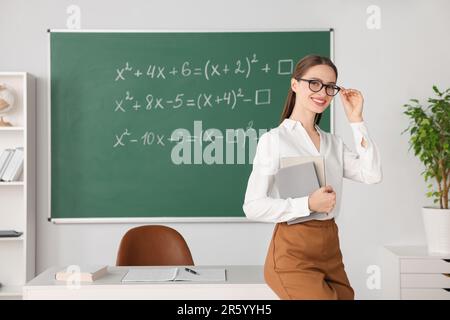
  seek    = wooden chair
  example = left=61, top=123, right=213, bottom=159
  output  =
left=116, top=225, right=194, bottom=266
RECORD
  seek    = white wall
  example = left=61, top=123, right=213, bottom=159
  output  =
left=1, top=0, right=449, bottom=299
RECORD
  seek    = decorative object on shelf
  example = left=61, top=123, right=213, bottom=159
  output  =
left=402, top=86, right=450, bottom=254
left=0, top=83, right=15, bottom=127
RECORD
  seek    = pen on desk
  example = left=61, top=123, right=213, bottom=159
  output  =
left=185, top=267, right=199, bottom=275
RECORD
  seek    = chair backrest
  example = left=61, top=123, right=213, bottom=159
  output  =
left=116, top=225, right=194, bottom=266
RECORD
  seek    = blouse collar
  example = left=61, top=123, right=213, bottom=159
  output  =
left=282, top=118, right=321, bottom=133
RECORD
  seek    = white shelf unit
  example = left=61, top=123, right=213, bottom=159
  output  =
left=382, top=246, right=450, bottom=300
left=0, top=72, right=36, bottom=298
left=0, top=182, right=25, bottom=186
left=0, top=127, right=25, bottom=131
left=0, top=236, right=24, bottom=242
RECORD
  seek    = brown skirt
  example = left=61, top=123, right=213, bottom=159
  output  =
left=264, top=218, right=355, bottom=300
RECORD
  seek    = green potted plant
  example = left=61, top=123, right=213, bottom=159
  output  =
left=402, top=86, right=450, bottom=254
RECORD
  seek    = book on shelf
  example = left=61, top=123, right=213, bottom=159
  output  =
left=0, top=149, right=13, bottom=178
left=0, top=230, right=23, bottom=238
left=0, top=147, right=24, bottom=182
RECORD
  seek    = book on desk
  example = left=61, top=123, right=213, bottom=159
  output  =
left=122, top=267, right=227, bottom=282
left=55, top=265, right=108, bottom=282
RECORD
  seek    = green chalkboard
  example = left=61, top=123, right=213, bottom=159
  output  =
left=50, top=30, right=332, bottom=221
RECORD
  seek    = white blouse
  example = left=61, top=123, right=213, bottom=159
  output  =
left=242, top=118, right=382, bottom=223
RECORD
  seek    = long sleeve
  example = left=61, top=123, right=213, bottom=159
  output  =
left=242, top=132, right=312, bottom=223
left=343, top=121, right=382, bottom=184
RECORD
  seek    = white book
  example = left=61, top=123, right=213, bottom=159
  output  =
left=0, top=149, right=13, bottom=180
left=175, top=268, right=226, bottom=282
left=55, top=265, right=108, bottom=282
left=122, top=268, right=178, bottom=282
left=1, top=149, right=16, bottom=181
left=10, top=147, right=24, bottom=181
left=11, top=160, right=24, bottom=181
left=2, top=148, right=23, bottom=182
left=122, top=267, right=227, bottom=283
left=0, top=150, right=9, bottom=172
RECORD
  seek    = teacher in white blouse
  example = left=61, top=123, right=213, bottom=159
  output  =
left=242, top=55, right=382, bottom=300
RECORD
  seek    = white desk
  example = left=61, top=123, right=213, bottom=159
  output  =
left=23, top=265, right=278, bottom=300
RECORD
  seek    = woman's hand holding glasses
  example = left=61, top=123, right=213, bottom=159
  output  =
left=339, top=88, right=364, bottom=123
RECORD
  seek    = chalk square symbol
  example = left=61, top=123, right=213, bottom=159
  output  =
left=255, top=89, right=271, bottom=105
left=278, top=59, right=293, bottom=75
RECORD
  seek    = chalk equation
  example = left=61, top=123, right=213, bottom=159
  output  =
left=113, top=88, right=271, bottom=112
left=112, top=121, right=269, bottom=165
left=109, top=53, right=290, bottom=164
left=114, top=55, right=294, bottom=81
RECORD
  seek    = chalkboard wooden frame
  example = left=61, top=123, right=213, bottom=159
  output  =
left=48, top=29, right=334, bottom=224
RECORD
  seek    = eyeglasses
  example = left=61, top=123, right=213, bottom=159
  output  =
left=298, top=78, right=341, bottom=96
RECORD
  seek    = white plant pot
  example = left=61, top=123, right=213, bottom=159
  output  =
left=422, top=207, right=450, bottom=255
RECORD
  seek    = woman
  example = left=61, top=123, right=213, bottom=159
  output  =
left=242, top=55, right=382, bottom=300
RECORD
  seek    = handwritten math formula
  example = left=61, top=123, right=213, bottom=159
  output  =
left=112, top=53, right=294, bottom=152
